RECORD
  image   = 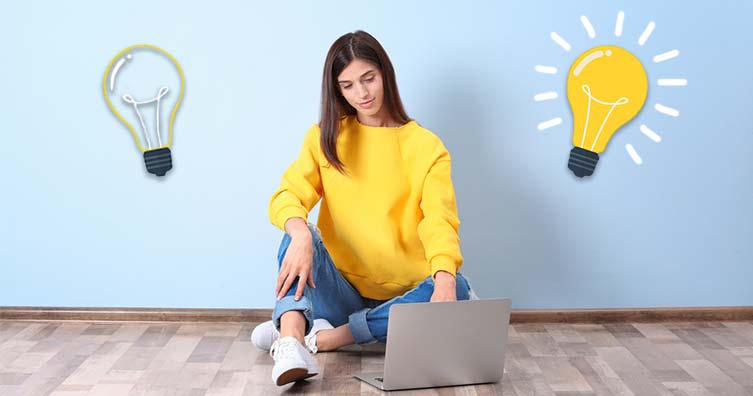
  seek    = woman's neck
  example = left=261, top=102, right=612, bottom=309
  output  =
left=356, top=109, right=397, bottom=128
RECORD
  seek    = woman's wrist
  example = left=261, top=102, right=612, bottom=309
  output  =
left=284, top=217, right=311, bottom=239
left=434, top=270, right=456, bottom=283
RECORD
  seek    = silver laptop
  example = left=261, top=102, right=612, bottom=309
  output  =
left=354, top=298, right=511, bottom=391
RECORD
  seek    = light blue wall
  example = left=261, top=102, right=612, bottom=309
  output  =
left=2, top=1, right=752, bottom=309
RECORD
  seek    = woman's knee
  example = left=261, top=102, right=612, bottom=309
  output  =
left=305, top=221, right=322, bottom=238
left=276, top=234, right=292, bottom=266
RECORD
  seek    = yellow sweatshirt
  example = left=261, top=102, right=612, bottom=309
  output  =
left=268, top=115, right=463, bottom=300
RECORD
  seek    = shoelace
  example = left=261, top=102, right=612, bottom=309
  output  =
left=269, top=339, right=300, bottom=359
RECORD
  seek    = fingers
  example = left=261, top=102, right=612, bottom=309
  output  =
left=295, top=275, right=308, bottom=301
left=278, top=271, right=297, bottom=300
left=307, top=275, right=316, bottom=289
left=275, top=270, right=287, bottom=297
left=277, top=270, right=314, bottom=301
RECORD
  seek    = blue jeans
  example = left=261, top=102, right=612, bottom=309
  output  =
left=271, top=222, right=475, bottom=344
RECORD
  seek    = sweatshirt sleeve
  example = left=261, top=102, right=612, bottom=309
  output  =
left=268, top=125, right=323, bottom=231
left=417, top=139, right=464, bottom=279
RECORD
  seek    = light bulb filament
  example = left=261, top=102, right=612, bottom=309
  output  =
left=122, top=86, right=170, bottom=149
left=580, top=84, right=628, bottom=151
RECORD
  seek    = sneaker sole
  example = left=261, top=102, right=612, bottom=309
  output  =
left=275, top=367, right=317, bottom=386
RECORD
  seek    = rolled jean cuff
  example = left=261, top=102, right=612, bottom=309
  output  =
left=272, top=295, right=314, bottom=335
left=348, top=308, right=377, bottom=344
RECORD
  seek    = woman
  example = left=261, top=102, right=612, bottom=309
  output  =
left=252, top=30, right=476, bottom=386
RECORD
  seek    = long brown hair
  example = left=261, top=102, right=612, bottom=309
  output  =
left=320, top=30, right=410, bottom=174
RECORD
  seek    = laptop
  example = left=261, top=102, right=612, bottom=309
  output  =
left=353, top=298, right=511, bottom=391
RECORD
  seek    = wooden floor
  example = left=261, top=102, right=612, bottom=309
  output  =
left=1, top=321, right=753, bottom=396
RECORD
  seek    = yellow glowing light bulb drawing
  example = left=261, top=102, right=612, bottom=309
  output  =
left=103, top=44, right=185, bottom=176
left=566, top=45, right=647, bottom=177
left=534, top=11, right=688, bottom=179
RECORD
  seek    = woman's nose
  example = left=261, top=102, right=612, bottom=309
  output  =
left=357, top=83, right=369, bottom=98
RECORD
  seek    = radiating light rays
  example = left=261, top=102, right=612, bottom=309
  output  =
left=535, top=10, right=688, bottom=168
left=657, top=78, right=688, bottom=86
left=580, top=15, right=596, bottom=39
left=638, top=21, right=656, bottom=46
left=625, top=144, right=643, bottom=165
left=537, top=118, right=563, bottom=131
left=534, top=92, right=558, bottom=102
left=550, top=32, right=571, bottom=51
left=640, top=124, right=662, bottom=143
left=535, top=65, right=558, bottom=74
left=654, top=49, right=680, bottom=63
left=615, top=11, right=625, bottom=37
left=655, top=103, right=680, bottom=117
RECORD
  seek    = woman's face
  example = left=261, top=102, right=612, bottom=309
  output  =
left=337, top=58, right=385, bottom=117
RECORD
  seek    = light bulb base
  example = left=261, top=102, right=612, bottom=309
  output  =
left=144, top=148, right=173, bottom=176
left=568, top=147, right=599, bottom=178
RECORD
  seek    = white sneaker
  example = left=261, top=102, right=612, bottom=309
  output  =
left=270, top=336, right=319, bottom=386
left=251, top=318, right=334, bottom=353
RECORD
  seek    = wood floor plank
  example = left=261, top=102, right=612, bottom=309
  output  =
left=558, top=343, right=596, bottom=357
left=571, top=325, right=621, bottom=348
left=519, top=333, right=566, bottom=357
left=545, top=325, right=587, bottom=344
left=0, top=340, right=38, bottom=370
left=696, top=348, right=753, bottom=387
left=110, top=346, right=163, bottom=371
left=206, top=371, right=252, bottom=396
left=594, top=346, right=671, bottom=396
left=219, top=340, right=258, bottom=372
left=60, top=341, right=131, bottom=386
left=675, top=359, right=749, bottom=396
left=632, top=323, right=681, bottom=342
left=723, top=322, right=753, bottom=344
left=661, top=381, right=713, bottom=396
left=566, top=356, right=618, bottom=396
left=669, top=329, right=725, bottom=351
left=3, top=320, right=753, bottom=395
left=617, top=336, right=688, bottom=375
left=582, top=355, right=635, bottom=396
left=534, top=357, right=591, bottom=393
left=505, top=356, right=555, bottom=396
left=0, top=322, right=30, bottom=344
left=698, top=326, right=752, bottom=349
left=6, top=323, right=47, bottom=342
left=0, top=372, right=31, bottom=386
left=187, top=336, right=235, bottom=364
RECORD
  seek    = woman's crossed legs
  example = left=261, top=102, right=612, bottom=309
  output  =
left=272, top=222, right=472, bottom=351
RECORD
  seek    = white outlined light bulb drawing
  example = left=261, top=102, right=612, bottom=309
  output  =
left=535, top=11, right=687, bottom=178
left=103, top=44, right=185, bottom=176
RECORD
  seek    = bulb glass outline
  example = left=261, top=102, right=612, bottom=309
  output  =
left=102, top=44, right=185, bottom=153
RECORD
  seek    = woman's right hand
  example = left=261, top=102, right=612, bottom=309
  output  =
left=276, top=220, right=317, bottom=301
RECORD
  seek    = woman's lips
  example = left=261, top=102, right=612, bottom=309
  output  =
left=360, top=98, right=375, bottom=108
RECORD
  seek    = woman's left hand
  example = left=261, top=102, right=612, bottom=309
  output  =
left=430, top=271, right=457, bottom=302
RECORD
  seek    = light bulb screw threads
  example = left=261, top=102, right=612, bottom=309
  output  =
left=144, top=148, right=172, bottom=177
left=568, top=147, right=599, bottom=178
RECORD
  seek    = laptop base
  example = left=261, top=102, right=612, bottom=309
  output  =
left=353, top=372, right=386, bottom=390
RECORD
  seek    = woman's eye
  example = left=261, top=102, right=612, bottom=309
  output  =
left=365, top=77, right=375, bottom=82
left=343, top=85, right=352, bottom=90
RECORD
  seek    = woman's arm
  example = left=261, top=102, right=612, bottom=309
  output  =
left=417, top=139, right=464, bottom=302
left=268, top=125, right=323, bottom=231
left=417, top=140, right=464, bottom=281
